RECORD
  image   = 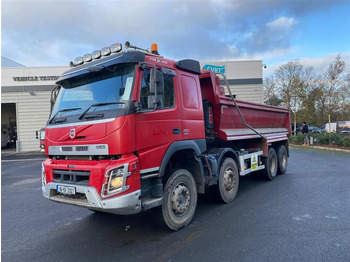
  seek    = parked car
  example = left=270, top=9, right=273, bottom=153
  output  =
left=311, top=127, right=323, bottom=134
left=318, top=123, right=336, bottom=133
left=337, top=121, right=350, bottom=136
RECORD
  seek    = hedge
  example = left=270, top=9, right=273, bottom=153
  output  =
left=289, top=132, right=350, bottom=147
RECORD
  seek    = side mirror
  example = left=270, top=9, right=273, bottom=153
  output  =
left=36, top=130, right=39, bottom=139
left=150, top=68, right=164, bottom=95
left=148, top=96, right=161, bottom=109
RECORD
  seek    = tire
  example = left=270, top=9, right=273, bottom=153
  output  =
left=158, top=169, right=198, bottom=231
left=276, top=145, right=288, bottom=174
left=261, top=148, right=278, bottom=181
left=214, top=158, right=239, bottom=203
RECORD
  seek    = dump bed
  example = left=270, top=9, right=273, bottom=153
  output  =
left=216, top=97, right=291, bottom=142
left=199, top=71, right=291, bottom=143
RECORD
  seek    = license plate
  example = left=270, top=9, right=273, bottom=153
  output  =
left=57, top=185, right=76, bottom=195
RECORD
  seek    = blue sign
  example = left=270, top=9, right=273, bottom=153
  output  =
left=203, top=64, right=225, bottom=74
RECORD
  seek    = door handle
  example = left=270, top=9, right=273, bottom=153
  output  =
left=173, top=128, right=181, bottom=135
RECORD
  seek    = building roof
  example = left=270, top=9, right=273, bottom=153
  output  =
left=1, top=56, right=25, bottom=68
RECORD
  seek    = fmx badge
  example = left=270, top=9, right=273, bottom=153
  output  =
left=203, top=64, right=225, bottom=74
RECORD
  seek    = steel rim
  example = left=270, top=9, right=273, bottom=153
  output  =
left=171, top=183, right=190, bottom=215
left=223, top=167, right=236, bottom=191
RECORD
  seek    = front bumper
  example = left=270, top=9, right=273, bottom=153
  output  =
left=42, top=182, right=141, bottom=215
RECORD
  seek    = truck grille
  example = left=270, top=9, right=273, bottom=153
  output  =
left=53, top=169, right=90, bottom=185
left=61, top=146, right=73, bottom=151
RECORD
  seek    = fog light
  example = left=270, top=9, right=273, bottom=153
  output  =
left=102, top=164, right=130, bottom=197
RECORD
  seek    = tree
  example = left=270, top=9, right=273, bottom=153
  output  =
left=263, top=55, right=350, bottom=129
left=272, top=60, right=314, bottom=134
left=264, top=76, right=282, bottom=106
left=319, top=55, right=348, bottom=123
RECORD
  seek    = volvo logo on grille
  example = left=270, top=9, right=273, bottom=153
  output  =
left=69, top=128, right=76, bottom=139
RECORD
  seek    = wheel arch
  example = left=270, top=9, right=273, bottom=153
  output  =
left=208, top=147, right=241, bottom=174
left=159, top=139, right=206, bottom=194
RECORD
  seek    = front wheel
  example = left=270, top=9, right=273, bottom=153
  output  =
left=160, top=169, right=198, bottom=231
left=214, top=158, right=239, bottom=203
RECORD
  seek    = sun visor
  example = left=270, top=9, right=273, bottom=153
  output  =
left=56, top=51, right=145, bottom=85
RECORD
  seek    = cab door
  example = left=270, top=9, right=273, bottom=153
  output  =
left=135, top=67, right=181, bottom=174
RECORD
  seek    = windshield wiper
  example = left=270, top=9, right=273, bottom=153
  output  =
left=49, top=107, right=82, bottom=124
left=79, top=102, right=125, bottom=120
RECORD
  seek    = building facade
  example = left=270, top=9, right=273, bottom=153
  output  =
left=1, top=66, right=68, bottom=152
left=1, top=60, right=263, bottom=152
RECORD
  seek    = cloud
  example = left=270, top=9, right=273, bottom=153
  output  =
left=263, top=52, right=350, bottom=78
left=1, top=0, right=348, bottom=67
left=267, top=16, right=297, bottom=29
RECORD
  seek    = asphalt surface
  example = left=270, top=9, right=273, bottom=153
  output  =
left=1, top=148, right=349, bottom=262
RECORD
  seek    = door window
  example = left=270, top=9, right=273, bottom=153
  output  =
left=140, top=69, right=175, bottom=110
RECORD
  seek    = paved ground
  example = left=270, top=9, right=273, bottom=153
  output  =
left=1, top=148, right=349, bottom=262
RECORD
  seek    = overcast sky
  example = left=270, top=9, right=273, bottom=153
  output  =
left=2, top=0, right=350, bottom=76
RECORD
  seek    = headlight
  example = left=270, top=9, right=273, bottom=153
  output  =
left=109, top=168, right=124, bottom=191
left=102, top=165, right=130, bottom=197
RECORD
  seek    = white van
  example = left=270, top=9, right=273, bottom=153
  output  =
left=319, top=123, right=336, bottom=133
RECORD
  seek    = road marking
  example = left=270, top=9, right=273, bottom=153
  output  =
left=1, top=158, right=46, bottom=163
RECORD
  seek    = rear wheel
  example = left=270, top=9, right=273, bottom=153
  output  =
left=277, top=145, right=288, bottom=174
left=158, top=169, right=197, bottom=231
left=261, top=148, right=278, bottom=181
left=214, top=158, right=239, bottom=203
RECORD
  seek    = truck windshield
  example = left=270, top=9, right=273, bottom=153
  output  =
left=49, top=64, right=135, bottom=125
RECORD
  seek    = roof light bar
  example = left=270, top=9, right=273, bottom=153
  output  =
left=73, top=56, right=83, bottom=66
left=83, top=54, right=92, bottom=63
left=111, top=43, right=122, bottom=53
left=92, top=50, right=101, bottom=60
left=101, top=47, right=111, bottom=56
left=70, top=42, right=123, bottom=67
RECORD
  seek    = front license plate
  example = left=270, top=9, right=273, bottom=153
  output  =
left=57, top=185, right=76, bottom=195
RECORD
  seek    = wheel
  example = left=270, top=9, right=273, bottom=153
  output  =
left=214, top=158, right=239, bottom=203
left=276, top=145, right=288, bottom=174
left=158, top=169, right=197, bottom=231
left=261, top=148, right=278, bottom=181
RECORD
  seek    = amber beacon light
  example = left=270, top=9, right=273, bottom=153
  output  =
left=151, top=43, right=159, bottom=55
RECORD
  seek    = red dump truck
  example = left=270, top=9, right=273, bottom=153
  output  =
left=42, top=42, right=291, bottom=230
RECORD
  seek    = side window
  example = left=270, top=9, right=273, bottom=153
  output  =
left=140, top=69, right=175, bottom=110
